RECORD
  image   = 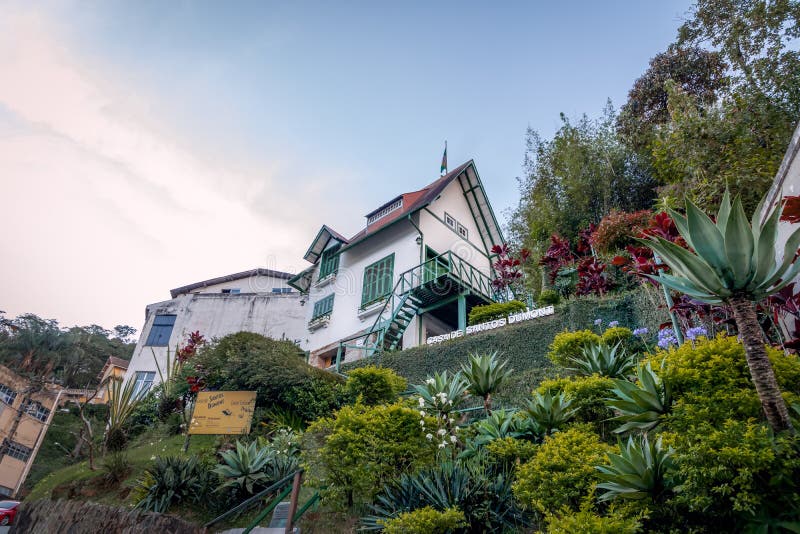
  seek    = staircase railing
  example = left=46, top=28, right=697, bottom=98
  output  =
left=334, top=251, right=502, bottom=368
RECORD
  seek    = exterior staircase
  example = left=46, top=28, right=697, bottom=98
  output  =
left=336, top=251, right=503, bottom=368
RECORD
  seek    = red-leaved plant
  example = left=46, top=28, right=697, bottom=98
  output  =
left=576, top=256, right=613, bottom=296
left=539, top=235, right=576, bottom=284
left=491, top=244, right=531, bottom=298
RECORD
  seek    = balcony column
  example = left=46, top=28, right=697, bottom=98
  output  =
left=458, top=292, right=467, bottom=333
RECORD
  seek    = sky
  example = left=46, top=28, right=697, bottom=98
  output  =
left=0, top=0, right=694, bottom=331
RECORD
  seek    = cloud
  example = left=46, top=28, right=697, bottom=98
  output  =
left=0, top=6, right=323, bottom=329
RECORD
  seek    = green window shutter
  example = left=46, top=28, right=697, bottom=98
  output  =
left=361, top=254, right=395, bottom=307
left=312, top=294, right=335, bottom=320
left=318, top=245, right=340, bottom=279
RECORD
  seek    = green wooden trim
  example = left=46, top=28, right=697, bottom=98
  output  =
left=318, top=244, right=340, bottom=279
left=457, top=173, right=492, bottom=256
left=458, top=293, right=467, bottom=332
left=311, top=294, right=335, bottom=320
left=243, top=485, right=293, bottom=534
left=293, top=491, right=321, bottom=522
left=469, top=164, right=507, bottom=245
left=361, top=253, right=395, bottom=307
left=417, top=293, right=461, bottom=314
left=422, top=208, right=490, bottom=259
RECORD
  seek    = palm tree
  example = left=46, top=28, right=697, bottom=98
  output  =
left=461, top=351, right=512, bottom=415
left=642, top=192, right=800, bottom=432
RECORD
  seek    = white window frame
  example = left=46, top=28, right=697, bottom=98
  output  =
left=132, top=371, right=156, bottom=398
left=457, top=222, right=469, bottom=240
left=367, top=198, right=403, bottom=225
left=444, top=212, right=457, bottom=229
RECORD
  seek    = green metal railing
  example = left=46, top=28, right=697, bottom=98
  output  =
left=335, top=251, right=503, bottom=368
left=204, top=469, right=320, bottom=532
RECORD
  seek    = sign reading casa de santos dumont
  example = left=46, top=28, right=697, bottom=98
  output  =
left=426, top=305, right=555, bottom=345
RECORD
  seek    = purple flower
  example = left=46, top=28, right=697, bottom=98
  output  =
left=685, top=326, right=708, bottom=341
left=633, top=327, right=649, bottom=337
left=609, top=321, right=619, bottom=328
left=594, top=318, right=603, bottom=326
left=657, top=328, right=678, bottom=349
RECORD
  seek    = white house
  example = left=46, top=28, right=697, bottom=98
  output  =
left=123, top=268, right=307, bottom=395
left=288, top=160, right=506, bottom=369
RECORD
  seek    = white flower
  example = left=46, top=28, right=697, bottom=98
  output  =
left=420, top=420, right=425, bottom=426
left=426, top=378, right=435, bottom=385
left=426, top=433, right=433, bottom=440
left=149, top=455, right=156, bottom=460
left=448, top=417, right=454, bottom=424
left=437, top=428, right=446, bottom=436
left=419, top=410, right=426, bottom=417
left=438, top=442, right=446, bottom=449
left=450, top=435, right=457, bottom=443
left=418, top=397, right=425, bottom=407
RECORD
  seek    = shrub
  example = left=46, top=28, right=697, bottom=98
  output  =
left=302, top=402, right=434, bottom=508
left=537, top=289, right=561, bottom=307
left=468, top=300, right=527, bottom=326
left=596, top=434, right=676, bottom=504
left=545, top=499, right=642, bottom=534
left=601, top=326, right=633, bottom=347
left=548, top=330, right=601, bottom=367
left=568, top=342, right=636, bottom=379
left=282, top=379, right=347, bottom=422
left=536, top=375, right=616, bottom=436
left=363, top=460, right=527, bottom=532
left=661, top=420, right=800, bottom=529
left=591, top=209, right=653, bottom=254
left=214, top=440, right=273, bottom=495
left=101, top=452, right=131, bottom=486
left=524, top=390, right=577, bottom=435
left=485, top=437, right=538, bottom=468
left=379, top=506, right=466, bottom=534
left=513, top=424, right=616, bottom=514
left=345, top=366, right=407, bottom=405
left=133, top=456, right=213, bottom=513
left=184, top=332, right=345, bottom=419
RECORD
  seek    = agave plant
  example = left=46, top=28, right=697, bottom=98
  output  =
left=641, top=191, right=800, bottom=431
left=414, top=370, right=470, bottom=415
left=568, top=341, right=636, bottom=379
left=214, top=440, right=273, bottom=494
left=524, top=390, right=578, bottom=435
left=134, top=455, right=207, bottom=513
left=607, top=361, right=672, bottom=434
left=596, top=434, right=676, bottom=503
left=461, top=351, right=513, bottom=415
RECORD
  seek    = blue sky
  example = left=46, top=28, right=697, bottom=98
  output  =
left=0, top=1, right=693, bottom=329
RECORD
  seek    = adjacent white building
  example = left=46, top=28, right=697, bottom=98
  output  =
left=288, top=160, right=506, bottom=369
left=123, top=268, right=307, bottom=394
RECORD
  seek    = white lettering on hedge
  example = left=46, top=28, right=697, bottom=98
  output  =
left=426, top=305, right=555, bottom=345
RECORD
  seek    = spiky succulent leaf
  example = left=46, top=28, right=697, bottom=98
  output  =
left=596, top=435, right=676, bottom=503
left=607, top=362, right=671, bottom=433
left=524, top=390, right=577, bottom=434
left=568, top=341, right=636, bottom=378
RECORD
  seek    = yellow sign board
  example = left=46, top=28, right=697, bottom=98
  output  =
left=188, top=391, right=257, bottom=435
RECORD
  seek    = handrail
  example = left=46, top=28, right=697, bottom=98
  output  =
left=204, top=469, right=301, bottom=528
left=242, top=484, right=293, bottom=534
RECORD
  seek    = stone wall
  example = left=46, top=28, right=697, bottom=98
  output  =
left=11, top=498, right=204, bottom=533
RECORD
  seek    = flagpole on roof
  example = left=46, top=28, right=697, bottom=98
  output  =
left=440, top=140, right=447, bottom=176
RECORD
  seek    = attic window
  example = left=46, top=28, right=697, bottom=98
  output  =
left=367, top=198, right=403, bottom=225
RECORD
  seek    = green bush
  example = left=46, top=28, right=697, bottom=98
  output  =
left=513, top=424, right=616, bottom=514
left=468, top=300, right=527, bottom=326
left=182, top=332, right=345, bottom=419
left=345, top=366, right=407, bottom=405
left=548, top=330, right=601, bottom=367
left=342, top=289, right=669, bottom=406
left=601, top=326, right=633, bottom=347
left=537, top=289, right=561, bottom=307
left=485, top=437, right=538, bottom=468
left=536, top=375, right=616, bottom=437
left=380, top=506, right=466, bottom=534
left=302, top=402, right=434, bottom=508
left=133, top=455, right=216, bottom=513
left=545, top=499, right=642, bottom=534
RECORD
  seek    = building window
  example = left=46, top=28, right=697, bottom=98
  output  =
left=0, top=384, right=16, bottom=406
left=444, top=212, right=457, bottom=229
left=145, top=314, right=176, bottom=346
left=362, top=254, right=395, bottom=307
left=221, top=288, right=241, bottom=294
left=311, top=294, right=335, bottom=320
left=131, top=371, right=156, bottom=398
left=272, top=287, right=293, bottom=294
left=2, top=439, right=32, bottom=462
left=22, top=399, right=50, bottom=423
left=318, top=245, right=340, bottom=279
left=457, top=222, right=469, bottom=240
left=367, top=198, right=403, bottom=225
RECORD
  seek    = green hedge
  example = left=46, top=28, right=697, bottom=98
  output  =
left=468, top=300, right=527, bottom=326
left=342, top=287, right=667, bottom=405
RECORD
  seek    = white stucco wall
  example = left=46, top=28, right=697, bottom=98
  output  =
left=124, top=291, right=306, bottom=387
left=178, top=274, right=292, bottom=295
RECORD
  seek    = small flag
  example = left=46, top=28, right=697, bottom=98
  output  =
left=440, top=141, right=447, bottom=175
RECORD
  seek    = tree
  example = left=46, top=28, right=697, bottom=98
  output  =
left=113, top=325, right=137, bottom=343
left=642, top=192, right=800, bottom=431
left=677, top=0, right=800, bottom=111
left=617, top=46, right=728, bottom=150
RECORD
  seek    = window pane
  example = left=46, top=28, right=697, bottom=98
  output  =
left=145, top=315, right=176, bottom=346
